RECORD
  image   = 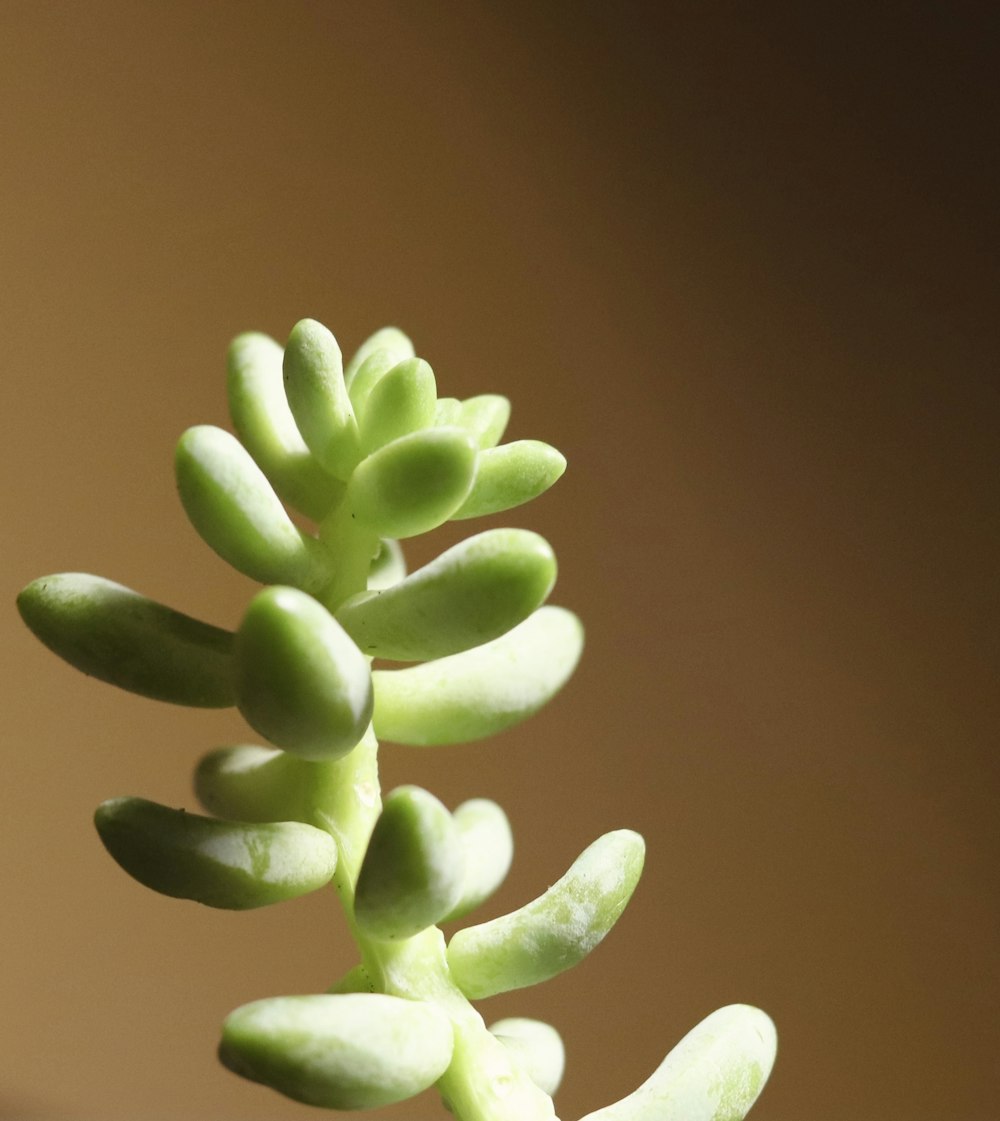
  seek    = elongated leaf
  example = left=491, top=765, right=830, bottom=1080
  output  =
left=489, top=1018, right=565, bottom=1096
left=443, top=799, right=514, bottom=922
left=458, top=394, right=511, bottom=448
left=220, top=993, right=453, bottom=1110
left=577, top=1005, right=777, bottom=1121
left=235, top=586, right=372, bottom=761
left=447, top=829, right=644, bottom=998
left=17, top=573, right=234, bottom=707
left=358, top=357, right=437, bottom=453
left=355, top=785, right=464, bottom=940
left=195, top=744, right=343, bottom=829
left=344, top=326, right=414, bottom=389
left=94, top=797, right=337, bottom=909
left=452, top=440, right=565, bottom=520
left=226, top=332, right=344, bottom=520
left=283, top=319, right=361, bottom=480
left=372, top=606, right=582, bottom=746
left=337, top=528, right=556, bottom=661
left=346, top=427, right=478, bottom=540
left=175, top=425, right=330, bottom=590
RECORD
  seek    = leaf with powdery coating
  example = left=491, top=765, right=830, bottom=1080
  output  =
left=489, top=1017, right=565, bottom=1097
left=94, top=797, right=338, bottom=910
left=447, top=829, right=644, bottom=999
left=219, top=993, right=453, bottom=1110
left=371, top=606, right=582, bottom=746
left=577, top=1005, right=777, bottom=1121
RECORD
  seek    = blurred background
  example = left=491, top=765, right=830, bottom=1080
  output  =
left=2, top=3, right=997, bottom=1119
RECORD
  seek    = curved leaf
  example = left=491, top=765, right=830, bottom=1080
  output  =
left=226, top=332, right=344, bottom=520
left=452, top=440, right=565, bottom=520
left=447, top=829, right=644, bottom=998
left=283, top=319, right=361, bottom=480
left=219, top=993, right=453, bottom=1110
left=577, top=1005, right=777, bottom=1121
left=94, top=797, right=337, bottom=909
left=175, top=425, right=330, bottom=589
left=337, top=528, right=556, bottom=661
left=372, top=606, right=582, bottom=746
left=17, top=573, right=234, bottom=707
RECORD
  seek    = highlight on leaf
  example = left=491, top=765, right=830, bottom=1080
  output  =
left=94, top=796, right=338, bottom=910
left=447, top=829, right=645, bottom=999
left=336, top=528, right=557, bottom=661
left=371, top=605, right=583, bottom=745
left=17, top=573, right=234, bottom=707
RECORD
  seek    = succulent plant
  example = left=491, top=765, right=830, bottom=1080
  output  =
left=17, top=318, right=776, bottom=1119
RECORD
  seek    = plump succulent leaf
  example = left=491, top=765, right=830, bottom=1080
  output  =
left=175, top=425, right=330, bottom=590
left=219, top=993, right=454, bottom=1110
left=443, top=799, right=514, bottom=922
left=451, top=439, right=566, bottom=520
left=577, top=1005, right=777, bottom=1121
left=371, top=605, right=583, bottom=746
left=282, top=319, right=361, bottom=480
left=94, top=797, right=338, bottom=909
left=336, top=528, right=556, bottom=661
left=457, top=394, right=511, bottom=449
left=433, top=396, right=462, bottom=425
left=194, top=744, right=343, bottom=830
left=226, top=332, right=344, bottom=520
left=234, top=586, right=373, bottom=761
left=358, top=357, right=437, bottom=454
left=447, top=829, right=645, bottom=999
left=346, top=426, right=478, bottom=539
left=355, top=785, right=465, bottom=941
left=17, top=573, right=234, bottom=707
left=344, top=326, right=414, bottom=391
left=489, top=1017, right=565, bottom=1096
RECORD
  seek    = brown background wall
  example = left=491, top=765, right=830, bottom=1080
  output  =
left=2, top=4, right=997, bottom=1120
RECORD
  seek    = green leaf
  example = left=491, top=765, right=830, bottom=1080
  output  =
left=194, top=744, right=343, bottom=829
left=175, top=425, right=330, bottom=590
left=94, top=797, right=338, bottom=910
left=283, top=319, right=361, bottom=480
left=336, top=528, right=557, bottom=661
left=452, top=440, right=566, bottom=520
left=577, top=1005, right=777, bottom=1121
left=434, top=396, right=461, bottom=426
left=358, top=357, right=437, bottom=453
left=226, top=332, right=344, bottom=520
left=219, top=993, right=453, bottom=1110
left=371, top=605, right=582, bottom=745
left=234, top=586, right=372, bottom=761
left=447, top=829, right=644, bottom=998
left=458, top=394, right=511, bottom=448
left=443, top=799, right=514, bottom=922
left=17, top=573, right=234, bottom=707
left=344, top=326, right=414, bottom=389
left=355, top=785, right=465, bottom=940
left=489, top=1018, right=565, bottom=1096
left=367, top=537, right=406, bottom=591
left=346, top=427, right=478, bottom=540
